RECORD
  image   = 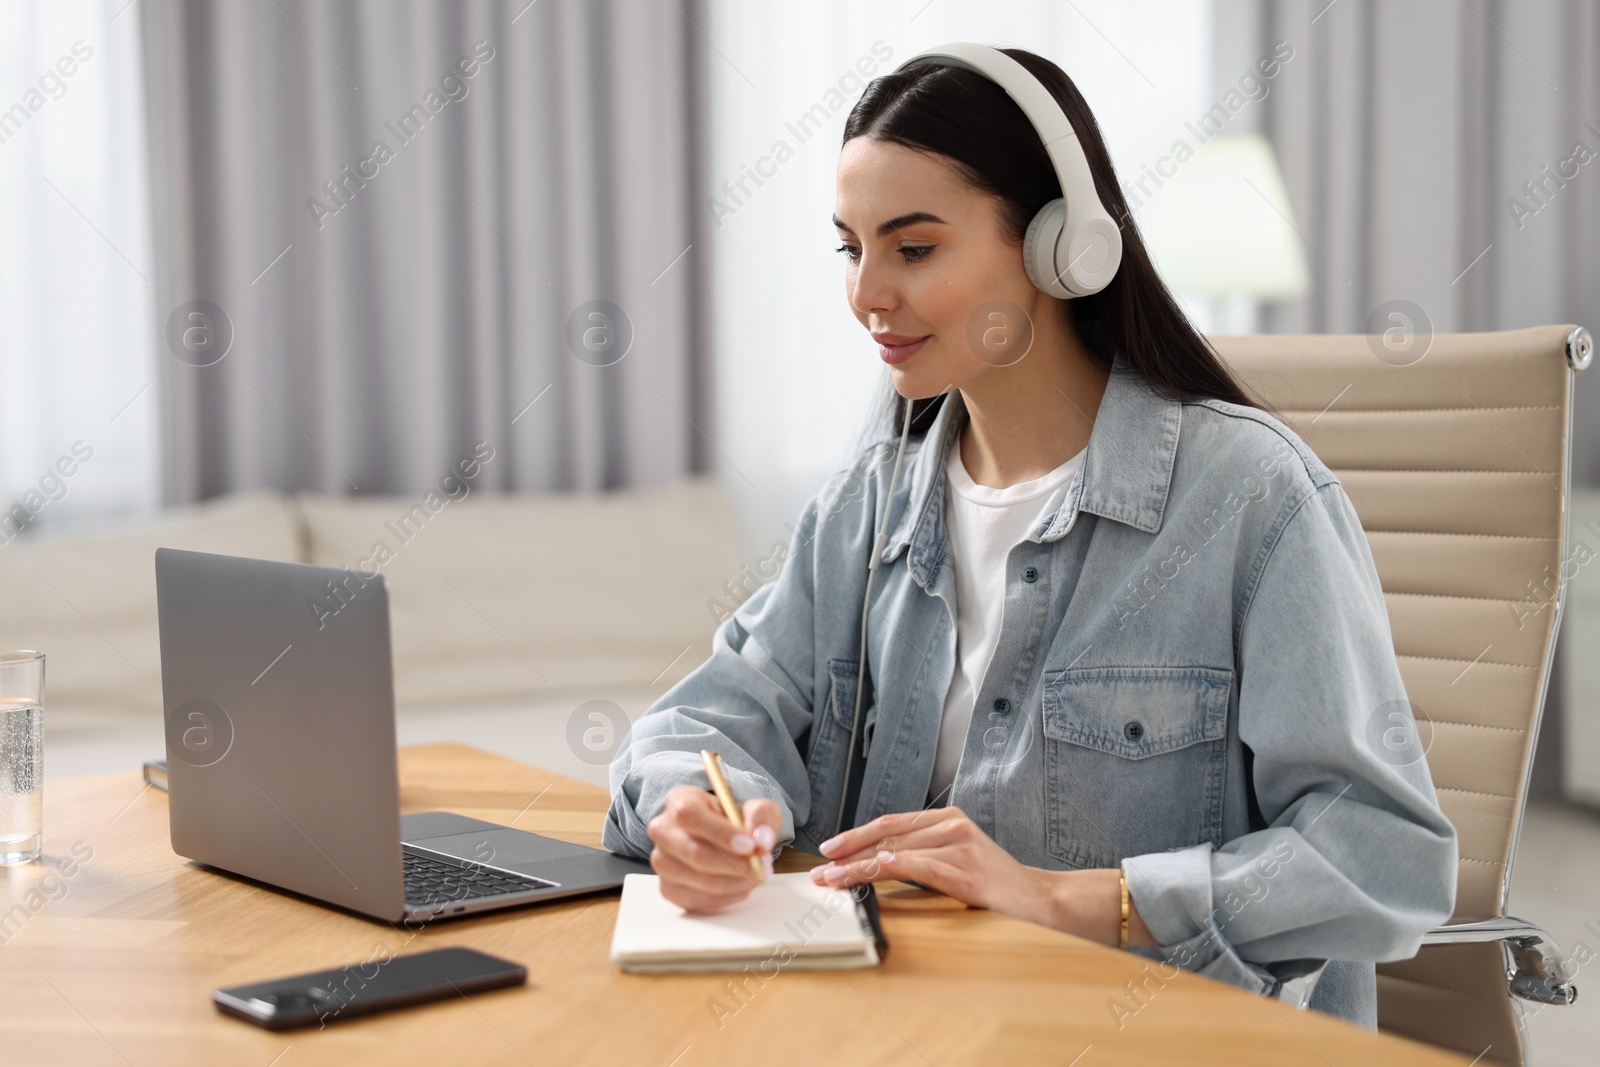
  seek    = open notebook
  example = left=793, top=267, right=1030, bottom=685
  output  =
left=609, top=872, right=888, bottom=973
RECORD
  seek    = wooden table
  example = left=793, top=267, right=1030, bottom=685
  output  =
left=0, top=743, right=1470, bottom=1065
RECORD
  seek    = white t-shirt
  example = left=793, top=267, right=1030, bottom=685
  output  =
left=928, top=433, right=1085, bottom=805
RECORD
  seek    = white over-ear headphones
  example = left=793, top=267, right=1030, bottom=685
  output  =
left=894, top=43, right=1124, bottom=298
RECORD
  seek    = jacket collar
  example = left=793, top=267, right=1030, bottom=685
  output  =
left=877, top=353, right=1182, bottom=584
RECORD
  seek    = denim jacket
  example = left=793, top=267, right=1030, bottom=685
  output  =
left=603, top=355, right=1458, bottom=1026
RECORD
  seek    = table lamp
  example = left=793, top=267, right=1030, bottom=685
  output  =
left=1135, top=132, right=1309, bottom=334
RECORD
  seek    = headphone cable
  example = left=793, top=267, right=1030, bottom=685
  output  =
left=835, top=394, right=915, bottom=838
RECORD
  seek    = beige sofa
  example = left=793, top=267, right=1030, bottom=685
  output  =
left=0, top=477, right=743, bottom=788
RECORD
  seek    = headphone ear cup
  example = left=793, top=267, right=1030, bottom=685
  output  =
left=1023, top=199, right=1071, bottom=299
left=1064, top=215, right=1123, bottom=296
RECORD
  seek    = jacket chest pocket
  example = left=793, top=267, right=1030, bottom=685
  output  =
left=1041, top=665, right=1231, bottom=869
left=801, top=657, right=877, bottom=842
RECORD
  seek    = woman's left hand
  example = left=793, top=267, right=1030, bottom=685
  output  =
left=810, top=806, right=1050, bottom=922
left=811, top=806, right=1151, bottom=947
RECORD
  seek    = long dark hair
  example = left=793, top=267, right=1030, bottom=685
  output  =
left=843, top=47, right=1259, bottom=440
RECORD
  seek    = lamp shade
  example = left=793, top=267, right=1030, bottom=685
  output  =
left=1135, top=133, right=1309, bottom=300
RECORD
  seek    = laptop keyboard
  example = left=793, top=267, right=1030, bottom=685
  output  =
left=403, top=848, right=556, bottom=909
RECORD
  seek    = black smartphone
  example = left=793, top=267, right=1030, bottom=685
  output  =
left=213, top=946, right=526, bottom=1030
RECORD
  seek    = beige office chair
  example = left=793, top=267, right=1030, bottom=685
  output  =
left=1211, top=323, right=1590, bottom=1067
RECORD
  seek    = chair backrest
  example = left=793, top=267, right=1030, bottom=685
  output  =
left=1211, top=324, right=1586, bottom=1066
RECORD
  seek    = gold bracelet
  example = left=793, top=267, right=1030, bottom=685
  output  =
left=1119, top=868, right=1129, bottom=950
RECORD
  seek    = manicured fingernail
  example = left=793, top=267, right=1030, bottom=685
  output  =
left=761, top=852, right=775, bottom=876
left=876, top=850, right=895, bottom=864
left=753, top=825, right=776, bottom=849
left=824, top=866, right=849, bottom=885
left=730, top=833, right=755, bottom=854
left=818, top=835, right=842, bottom=854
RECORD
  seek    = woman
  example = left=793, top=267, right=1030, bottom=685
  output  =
left=602, top=45, right=1456, bottom=1027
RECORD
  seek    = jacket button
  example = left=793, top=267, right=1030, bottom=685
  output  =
left=993, top=697, right=1010, bottom=713
left=1124, top=720, right=1144, bottom=741
left=1023, top=566, right=1038, bottom=583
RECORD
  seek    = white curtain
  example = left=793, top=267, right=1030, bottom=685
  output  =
left=700, top=0, right=1215, bottom=561
left=0, top=0, right=159, bottom=537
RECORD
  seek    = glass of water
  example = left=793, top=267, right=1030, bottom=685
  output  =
left=0, top=650, right=44, bottom=865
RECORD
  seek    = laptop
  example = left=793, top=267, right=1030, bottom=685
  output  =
left=153, top=547, right=649, bottom=923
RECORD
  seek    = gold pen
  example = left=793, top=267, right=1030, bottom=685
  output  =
left=700, top=749, right=766, bottom=885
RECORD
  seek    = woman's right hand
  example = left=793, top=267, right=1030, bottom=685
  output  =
left=647, top=784, right=781, bottom=912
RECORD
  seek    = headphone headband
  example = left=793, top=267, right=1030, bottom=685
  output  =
left=893, top=43, right=1123, bottom=298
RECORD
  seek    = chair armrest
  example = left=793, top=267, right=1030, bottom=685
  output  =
left=1268, top=958, right=1327, bottom=1009
left=1422, top=916, right=1578, bottom=1006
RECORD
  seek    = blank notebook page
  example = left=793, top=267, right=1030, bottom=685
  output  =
left=609, top=872, right=876, bottom=971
